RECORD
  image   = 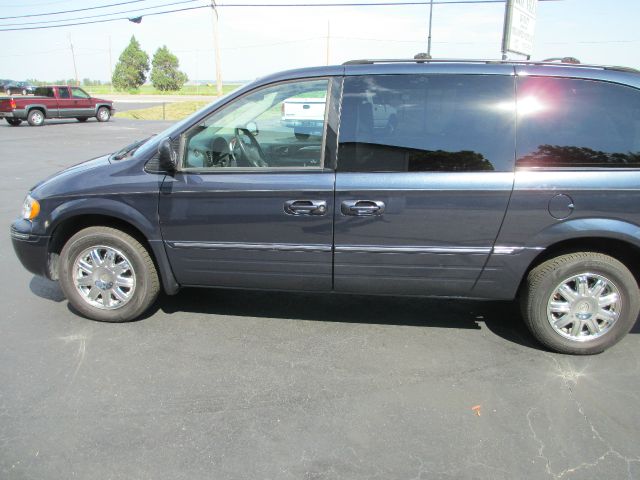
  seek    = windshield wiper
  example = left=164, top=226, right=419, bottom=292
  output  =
left=110, top=135, right=154, bottom=161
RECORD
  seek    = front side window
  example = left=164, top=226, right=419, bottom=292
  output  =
left=58, top=87, right=70, bottom=99
left=71, top=87, right=90, bottom=99
left=516, top=77, right=640, bottom=168
left=182, top=79, right=329, bottom=169
left=337, top=74, right=515, bottom=172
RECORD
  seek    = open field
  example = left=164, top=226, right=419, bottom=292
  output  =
left=85, top=83, right=242, bottom=96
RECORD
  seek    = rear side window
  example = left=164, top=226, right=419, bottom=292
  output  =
left=517, top=77, right=640, bottom=168
left=35, top=87, right=54, bottom=98
left=337, top=74, right=515, bottom=172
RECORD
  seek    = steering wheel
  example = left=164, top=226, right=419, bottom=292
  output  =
left=230, top=127, right=267, bottom=167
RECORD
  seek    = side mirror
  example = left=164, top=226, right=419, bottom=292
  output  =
left=158, top=137, right=177, bottom=172
left=246, top=121, right=259, bottom=136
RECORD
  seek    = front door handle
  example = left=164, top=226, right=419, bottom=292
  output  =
left=284, top=200, right=327, bottom=216
left=341, top=200, right=385, bottom=216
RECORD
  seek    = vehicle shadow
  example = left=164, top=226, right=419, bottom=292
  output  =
left=158, top=287, right=542, bottom=350
left=29, top=276, right=66, bottom=302
left=28, top=276, right=639, bottom=347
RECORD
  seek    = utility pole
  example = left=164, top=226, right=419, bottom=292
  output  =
left=326, top=20, right=331, bottom=65
left=210, top=0, right=223, bottom=97
left=501, top=0, right=511, bottom=60
left=426, top=0, right=434, bottom=58
left=108, top=35, right=113, bottom=92
left=69, top=34, right=79, bottom=86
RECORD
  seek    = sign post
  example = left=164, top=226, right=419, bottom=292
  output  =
left=501, top=0, right=538, bottom=59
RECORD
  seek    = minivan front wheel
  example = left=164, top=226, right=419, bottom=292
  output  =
left=522, top=252, right=639, bottom=354
left=59, top=227, right=160, bottom=322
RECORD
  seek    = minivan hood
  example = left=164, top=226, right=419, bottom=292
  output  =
left=30, top=154, right=111, bottom=194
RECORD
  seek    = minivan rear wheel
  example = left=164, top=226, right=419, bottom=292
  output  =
left=521, top=252, right=639, bottom=354
left=59, top=227, right=160, bottom=322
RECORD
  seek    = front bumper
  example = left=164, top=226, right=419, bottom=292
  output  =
left=10, top=219, right=50, bottom=278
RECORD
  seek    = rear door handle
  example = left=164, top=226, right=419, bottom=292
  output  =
left=341, top=200, right=385, bottom=216
left=284, top=200, right=327, bottom=216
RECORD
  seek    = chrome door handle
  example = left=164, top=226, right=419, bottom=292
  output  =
left=341, top=200, right=385, bottom=216
left=284, top=200, right=327, bottom=216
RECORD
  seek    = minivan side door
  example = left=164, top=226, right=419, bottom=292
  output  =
left=334, top=72, right=516, bottom=296
left=159, top=78, right=339, bottom=292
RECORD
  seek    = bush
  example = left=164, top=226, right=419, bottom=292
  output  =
left=150, top=46, right=188, bottom=92
left=112, top=36, right=149, bottom=91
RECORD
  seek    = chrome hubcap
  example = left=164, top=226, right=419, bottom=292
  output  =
left=547, top=273, right=621, bottom=342
left=98, top=109, right=108, bottom=120
left=73, top=246, right=136, bottom=310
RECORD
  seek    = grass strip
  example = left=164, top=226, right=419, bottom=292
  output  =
left=117, top=101, right=210, bottom=121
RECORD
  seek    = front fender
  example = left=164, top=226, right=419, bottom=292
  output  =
left=45, top=197, right=179, bottom=295
left=94, top=103, right=114, bottom=114
left=47, top=197, right=160, bottom=239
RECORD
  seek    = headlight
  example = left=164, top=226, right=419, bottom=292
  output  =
left=21, top=195, right=40, bottom=221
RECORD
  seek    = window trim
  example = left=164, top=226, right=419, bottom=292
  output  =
left=177, top=76, right=333, bottom=174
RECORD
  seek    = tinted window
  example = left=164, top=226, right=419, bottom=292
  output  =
left=35, top=87, right=54, bottom=98
left=58, top=87, right=70, bottom=99
left=517, top=77, right=640, bottom=168
left=337, top=74, right=515, bottom=172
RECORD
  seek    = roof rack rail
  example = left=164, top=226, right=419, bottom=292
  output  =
left=342, top=58, right=639, bottom=74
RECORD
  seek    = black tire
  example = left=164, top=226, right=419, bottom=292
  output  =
left=76, top=117, right=88, bottom=122
left=27, top=109, right=45, bottom=126
left=6, top=118, right=22, bottom=126
left=96, top=106, right=111, bottom=122
left=521, top=252, right=639, bottom=354
left=59, top=226, right=160, bottom=322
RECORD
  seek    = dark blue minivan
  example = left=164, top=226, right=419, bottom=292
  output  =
left=11, top=59, right=640, bottom=354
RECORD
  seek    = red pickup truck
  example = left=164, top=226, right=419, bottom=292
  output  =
left=0, top=85, right=114, bottom=126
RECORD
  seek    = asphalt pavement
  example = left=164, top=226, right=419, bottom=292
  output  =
left=1, top=118, right=639, bottom=480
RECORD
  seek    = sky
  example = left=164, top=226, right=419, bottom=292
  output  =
left=1, top=0, right=639, bottom=83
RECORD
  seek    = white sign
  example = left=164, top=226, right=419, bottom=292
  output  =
left=502, top=0, right=538, bottom=57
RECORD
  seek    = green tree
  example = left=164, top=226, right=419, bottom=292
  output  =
left=112, top=36, right=149, bottom=91
left=150, top=45, right=188, bottom=92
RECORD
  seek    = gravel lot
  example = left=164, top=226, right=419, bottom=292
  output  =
left=1, top=118, right=639, bottom=480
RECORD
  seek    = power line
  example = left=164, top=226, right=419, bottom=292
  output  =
left=0, top=0, right=146, bottom=20
left=0, top=0, right=564, bottom=32
left=0, top=0, right=199, bottom=27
